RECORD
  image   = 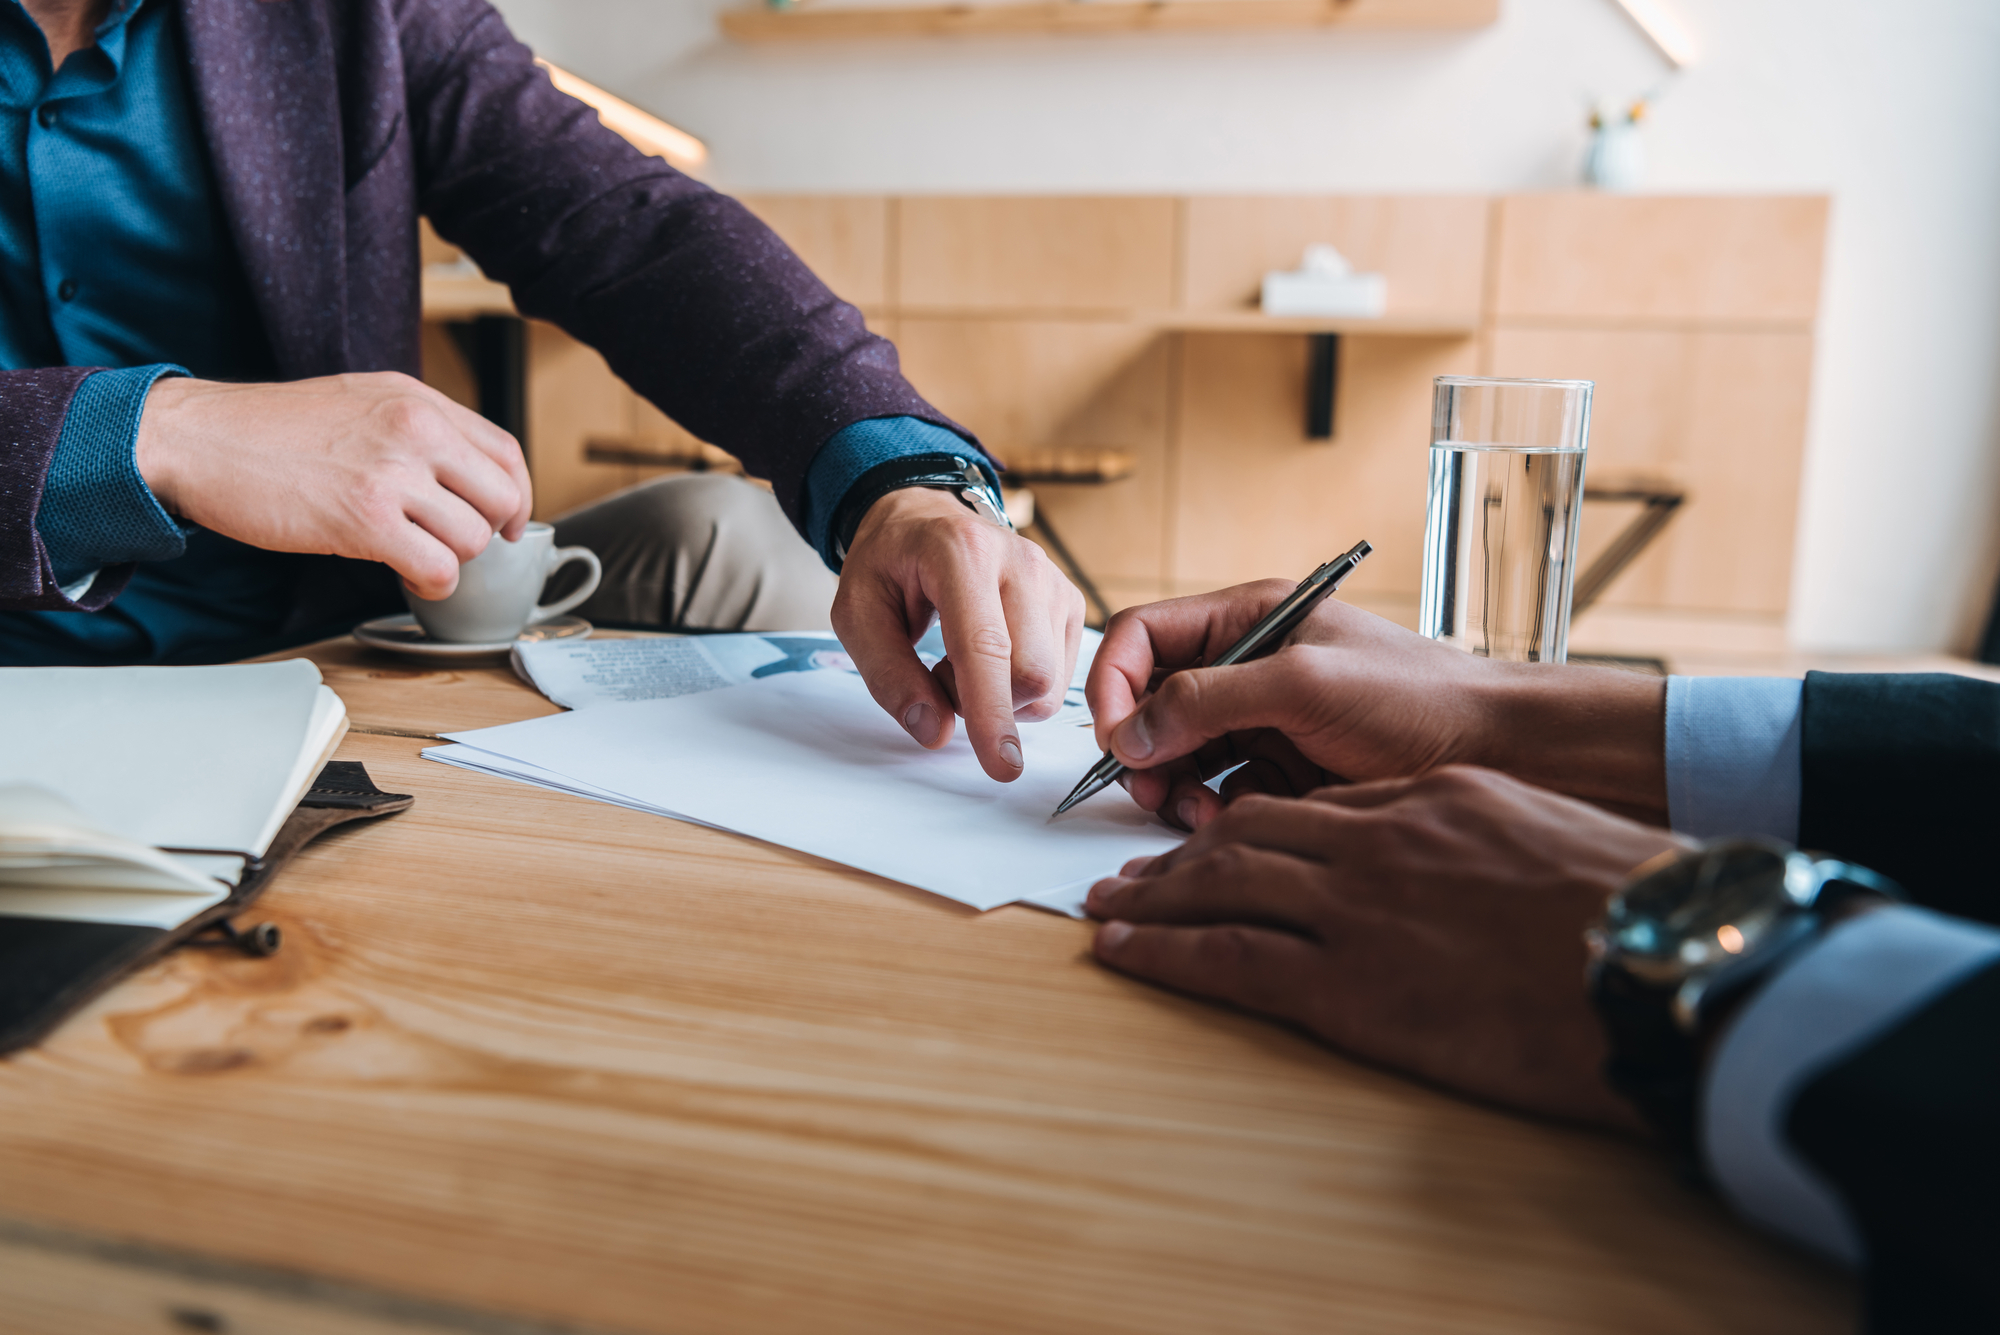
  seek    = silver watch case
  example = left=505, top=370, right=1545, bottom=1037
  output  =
left=1588, top=838, right=1897, bottom=1033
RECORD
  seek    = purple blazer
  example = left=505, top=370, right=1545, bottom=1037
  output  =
left=0, top=0, right=966, bottom=613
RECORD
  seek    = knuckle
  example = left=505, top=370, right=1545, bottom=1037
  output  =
left=1103, top=606, right=1142, bottom=639
left=1230, top=791, right=1289, bottom=822
left=1249, top=577, right=1296, bottom=604
left=1195, top=841, right=1254, bottom=882
left=376, top=396, right=436, bottom=442
left=444, top=521, right=490, bottom=561
left=1012, top=664, right=1058, bottom=701
left=962, top=624, right=1013, bottom=663
left=1424, top=764, right=1490, bottom=799
left=1156, top=670, right=1204, bottom=715
left=352, top=478, right=401, bottom=524
left=1193, top=925, right=1259, bottom=974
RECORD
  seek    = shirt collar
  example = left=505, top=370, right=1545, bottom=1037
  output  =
left=0, top=0, right=149, bottom=76
left=90, top=0, right=145, bottom=72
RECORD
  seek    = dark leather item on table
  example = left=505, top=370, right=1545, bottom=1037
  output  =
left=0, top=761, right=412, bottom=1053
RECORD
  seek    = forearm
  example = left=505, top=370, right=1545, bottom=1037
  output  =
left=403, top=0, right=970, bottom=529
left=1475, top=664, right=1670, bottom=825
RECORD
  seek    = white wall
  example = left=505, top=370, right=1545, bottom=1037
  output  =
left=497, top=0, right=2000, bottom=654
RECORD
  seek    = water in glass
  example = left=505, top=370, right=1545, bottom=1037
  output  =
left=1420, top=443, right=1587, bottom=662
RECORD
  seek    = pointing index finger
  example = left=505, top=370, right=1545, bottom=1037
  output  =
left=931, top=565, right=1023, bottom=782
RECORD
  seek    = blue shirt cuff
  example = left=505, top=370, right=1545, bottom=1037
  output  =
left=37, top=364, right=189, bottom=586
left=1663, top=676, right=1803, bottom=842
left=1702, top=905, right=2000, bottom=1264
left=801, top=416, right=998, bottom=570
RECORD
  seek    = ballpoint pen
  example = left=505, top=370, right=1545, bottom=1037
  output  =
left=1051, top=538, right=1373, bottom=817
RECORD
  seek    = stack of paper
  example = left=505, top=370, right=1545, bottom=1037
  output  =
left=427, top=666, right=1178, bottom=916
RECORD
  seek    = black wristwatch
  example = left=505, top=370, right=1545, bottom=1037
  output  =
left=831, top=452, right=1011, bottom=568
left=1586, top=838, right=1901, bottom=1163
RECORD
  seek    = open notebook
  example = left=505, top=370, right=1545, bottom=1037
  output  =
left=0, top=661, right=348, bottom=931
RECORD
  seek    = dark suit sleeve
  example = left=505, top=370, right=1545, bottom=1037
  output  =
left=1785, top=960, right=2000, bottom=1334
left=0, top=367, right=135, bottom=612
left=1800, top=672, right=2000, bottom=923
left=392, top=0, right=979, bottom=532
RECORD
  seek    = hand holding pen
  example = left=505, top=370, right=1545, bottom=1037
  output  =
left=1055, top=540, right=1372, bottom=817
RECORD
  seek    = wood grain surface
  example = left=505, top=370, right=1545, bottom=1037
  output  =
left=0, top=647, right=1852, bottom=1333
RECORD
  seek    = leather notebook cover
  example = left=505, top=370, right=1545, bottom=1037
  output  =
left=0, top=761, right=413, bottom=1054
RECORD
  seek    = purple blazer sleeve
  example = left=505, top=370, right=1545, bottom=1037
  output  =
left=0, top=366, right=135, bottom=612
left=396, top=0, right=978, bottom=530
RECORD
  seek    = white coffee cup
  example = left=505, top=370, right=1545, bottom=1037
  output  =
left=403, top=522, right=603, bottom=643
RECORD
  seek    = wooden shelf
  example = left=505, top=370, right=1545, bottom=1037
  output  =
left=892, top=306, right=1479, bottom=336
left=721, top=0, right=1496, bottom=43
left=1152, top=311, right=1478, bottom=337
left=422, top=270, right=515, bottom=320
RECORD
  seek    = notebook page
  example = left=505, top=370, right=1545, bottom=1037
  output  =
left=0, top=661, right=329, bottom=875
left=251, top=686, right=349, bottom=855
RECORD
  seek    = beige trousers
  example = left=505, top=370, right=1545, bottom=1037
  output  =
left=548, top=475, right=839, bottom=632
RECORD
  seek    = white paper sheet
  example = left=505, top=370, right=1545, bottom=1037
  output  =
left=433, top=669, right=1177, bottom=910
left=424, top=742, right=728, bottom=831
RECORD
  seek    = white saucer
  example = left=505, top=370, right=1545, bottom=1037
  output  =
left=352, top=614, right=592, bottom=660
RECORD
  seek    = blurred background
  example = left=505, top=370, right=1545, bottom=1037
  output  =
left=427, top=0, right=2000, bottom=663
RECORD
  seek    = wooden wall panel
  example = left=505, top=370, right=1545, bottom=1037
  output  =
left=897, top=197, right=1177, bottom=313
left=524, top=322, right=640, bottom=521
left=897, top=319, right=1172, bottom=583
left=417, top=323, right=477, bottom=413
left=1181, top=196, right=1489, bottom=317
left=1171, top=333, right=1477, bottom=595
left=1492, top=195, right=1829, bottom=325
left=738, top=195, right=891, bottom=309
left=1489, top=327, right=1813, bottom=614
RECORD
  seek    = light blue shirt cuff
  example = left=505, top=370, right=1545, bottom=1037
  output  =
left=1663, top=675, right=1803, bottom=842
left=1702, top=905, right=2000, bottom=1265
left=801, top=416, right=995, bottom=571
left=37, top=364, right=189, bottom=587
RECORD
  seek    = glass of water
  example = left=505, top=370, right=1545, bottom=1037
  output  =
left=1420, top=376, right=1593, bottom=663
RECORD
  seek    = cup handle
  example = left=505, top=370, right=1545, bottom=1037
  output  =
left=532, top=547, right=603, bottom=623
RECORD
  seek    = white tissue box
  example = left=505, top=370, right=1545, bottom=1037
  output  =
left=1260, top=271, right=1388, bottom=318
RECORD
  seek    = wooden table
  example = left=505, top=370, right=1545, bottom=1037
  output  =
left=0, top=637, right=1854, bottom=1334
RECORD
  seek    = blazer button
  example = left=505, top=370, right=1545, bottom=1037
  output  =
left=57, top=278, right=78, bottom=302
left=36, top=105, right=55, bottom=130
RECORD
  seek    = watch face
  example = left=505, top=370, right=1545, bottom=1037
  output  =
left=1597, top=841, right=1808, bottom=985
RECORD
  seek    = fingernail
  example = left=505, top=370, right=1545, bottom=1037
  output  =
left=1097, top=921, right=1133, bottom=951
left=998, top=736, right=1023, bottom=770
left=1117, top=710, right=1154, bottom=761
left=1175, top=797, right=1199, bottom=829
left=903, top=702, right=940, bottom=746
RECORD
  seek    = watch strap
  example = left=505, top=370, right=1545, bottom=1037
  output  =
left=1590, top=961, right=1704, bottom=1163
left=830, top=452, right=1008, bottom=568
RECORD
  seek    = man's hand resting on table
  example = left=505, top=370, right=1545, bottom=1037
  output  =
left=1086, top=584, right=1671, bottom=830
left=136, top=373, right=533, bottom=601
left=1086, top=767, right=1688, bottom=1128
left=833, top=486, right=1086, bottom=783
